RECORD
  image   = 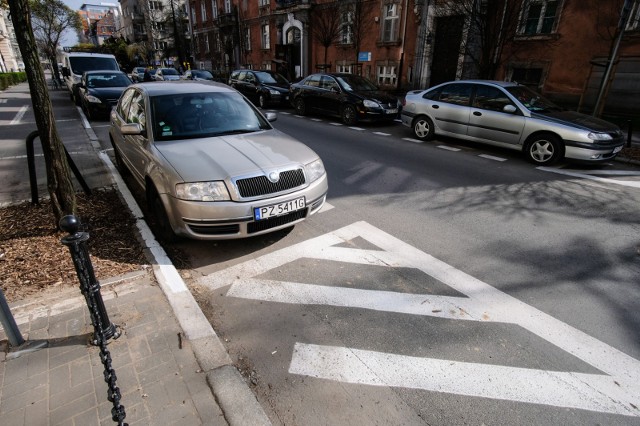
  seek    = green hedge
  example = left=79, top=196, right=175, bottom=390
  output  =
left=0, top=72, right=28, bottom=90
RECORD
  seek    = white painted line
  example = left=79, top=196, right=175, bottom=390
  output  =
left=348, top=127, right=366, bottom=131
left=329, top=122, right=343, bottom=126
left=281, top=112, right=292, bottom=115
left=293, top=115, right=305, bottom=118
left=290, top=343, right=637, bottom=416
left=538, top=167, right=640, bottom=189
left=556, top=169, right=640, bottom=176
left=402, top=137, right=423, bottom=144
left=77, top=106, right=91, bottom=129
left=311, top=118, right=322, bottom=122
left=372, top=132, right=391, bottom=136
left=479, top=154, right=507, bottom=162
left=437, top=145, right=460, bottom=152
left=198, top=221, right=640, bottom=415
left=10, top=105, right=28, bottom=124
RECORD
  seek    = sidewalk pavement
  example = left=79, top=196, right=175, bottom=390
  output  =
left=0, top=81, right=271, bottom=425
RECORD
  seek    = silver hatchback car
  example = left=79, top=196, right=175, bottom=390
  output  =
left=109, top=81, right=328, bottom=241
left=401, top=80, right=625, bottom=165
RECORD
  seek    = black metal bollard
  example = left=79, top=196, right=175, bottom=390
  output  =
left=59, top=215, right=119, bottom=344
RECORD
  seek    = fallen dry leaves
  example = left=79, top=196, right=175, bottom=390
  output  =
left=0, top=189, right=148, bottom=303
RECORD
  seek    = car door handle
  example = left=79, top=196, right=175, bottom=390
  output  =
left=473, top=111, right=482, bottom=116
left=432, top=105, right=439, bottom=109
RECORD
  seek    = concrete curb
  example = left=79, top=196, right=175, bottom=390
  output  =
left=94, top=150, right=271, bottom=425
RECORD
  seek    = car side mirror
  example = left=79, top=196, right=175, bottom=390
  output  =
left=121, top=123, right=145, bottom=135
left=264, top=112, right=277, bottom=122
left=503, top=105, right=517, bottom=114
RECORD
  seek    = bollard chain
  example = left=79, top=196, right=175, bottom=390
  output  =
left=60, top=216, right=127, bottom=425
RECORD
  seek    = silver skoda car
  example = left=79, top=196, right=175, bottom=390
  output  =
left=109, top=81, right=328, bottom=241
left=401, top=80, right=625, bottom=165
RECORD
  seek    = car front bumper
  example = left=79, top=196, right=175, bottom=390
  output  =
left=162, top=174, right=328, bottom=240
left=564, top=139, right=625, bottom=162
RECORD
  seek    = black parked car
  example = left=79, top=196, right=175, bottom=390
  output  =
left=228, top=69, right=291, bottom=108
left=78, top=70, right=132, bottom=120
left=182, top=69, right=215, bottom=81
left=289, top=73, right=400, bottom=125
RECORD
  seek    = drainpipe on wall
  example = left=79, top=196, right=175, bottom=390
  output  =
left=396, top=0, right=410, bottom=92
left=412, top=0, right=431, bottom=89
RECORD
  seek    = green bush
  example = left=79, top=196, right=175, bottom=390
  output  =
left=0, top=72, right=28, bottom=89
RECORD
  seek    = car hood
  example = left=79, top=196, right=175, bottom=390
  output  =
left=349, top=90, right=398, bottom=105
left=162, top=75, right=181, bottom=80
left=532, top=110, right=620, bottom=132
left=155, top=129, right=319, bottom=182
left=263, top=83, right=290, bottom=92
left=88, top=87, right=127, bottom=99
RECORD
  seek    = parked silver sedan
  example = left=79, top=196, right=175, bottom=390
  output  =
left=401, top=80, right=625, bottom=165
left=109, top=81, right=328, bottom=241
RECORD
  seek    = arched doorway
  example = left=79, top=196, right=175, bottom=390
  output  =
left=282, top=14, right=305, bottom=79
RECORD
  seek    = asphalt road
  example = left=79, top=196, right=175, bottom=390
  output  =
left=91, top=104, right=640, bottom=425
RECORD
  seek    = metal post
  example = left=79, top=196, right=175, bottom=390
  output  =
left=59, top=215, right=119, bottom=344
left=0, top=287, right=25, bottom=347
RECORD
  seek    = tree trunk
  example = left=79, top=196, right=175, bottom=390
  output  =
left=8, top=0, right=77, bottom=223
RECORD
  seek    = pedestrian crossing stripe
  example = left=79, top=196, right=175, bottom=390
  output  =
left=196, top=221, right=640, bottom=416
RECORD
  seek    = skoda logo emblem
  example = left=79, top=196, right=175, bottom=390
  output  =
left=268, top=171, right=280, bottom=183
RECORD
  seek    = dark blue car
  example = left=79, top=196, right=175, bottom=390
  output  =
left=78, top=70, right=132, bottom=120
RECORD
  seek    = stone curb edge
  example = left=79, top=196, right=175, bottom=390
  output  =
left=94, top=143, right=271, bottom=424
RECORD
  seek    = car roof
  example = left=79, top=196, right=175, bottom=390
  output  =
left=63, top=52, right=115, bottom=58
left=437, top=79, right=521, bottom=88
left=132, top=81, right=236, bottom=96
left=83, top=70, right=126, bottom=75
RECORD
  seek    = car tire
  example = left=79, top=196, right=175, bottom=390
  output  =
left=259, top=94, right=267, bottom=109
left=413, top=115, right=434, bottom=140
left=149, top=187, right=178, bottom=243
left=524, top=133, right=563, bottom=165
left=295, top=98, right=306, bottom=116
left=342, top=105, right=357, bottom=125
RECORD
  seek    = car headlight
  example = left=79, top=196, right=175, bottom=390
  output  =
left=305, top=159, right=325, bottom=183
left=269, top=89, right=279, bottom=95
left=175, top=181, right=230, bottom=201
left=86, top=95, right=102, bottom=103
left=363, top=100, right=380, bottom=109
left=588, top=132, right=613, bottom=141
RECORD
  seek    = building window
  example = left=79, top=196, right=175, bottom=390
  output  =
left=259, top=0, right=269, bottom=6
left=205, top=34, right=210, bottom=52
left=382, top=3, right=399, bottom=42
left=261, top=23, right=270, bottom=49
left=511, top=67, right=543, bottom=89
left=224, top=0, right=231, bottom=14
left=149, top=1, right=162, bottom=11
left=201, top=3, right=207, bottom=21
left=340, top=10, right=353, bottom=44
left=211, top=0, right=218, bottom=19
left=519, top=0, right=559, bottom=35
left=337, top=63, right=352, bottom=73
left=626, top=1, right=640, bottom=31
left=245, top=26, right=251, bottom=51
left=377, top=65, right=397, bottom=86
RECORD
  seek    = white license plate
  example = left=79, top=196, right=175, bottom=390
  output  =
left=254, top=197, right=305, bottom=220
left=386, top=108, right=398, bottom=114
left=613, top=145, right=623, bottom=154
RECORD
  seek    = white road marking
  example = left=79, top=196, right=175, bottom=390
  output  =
left=10, top=106, right=28, bottom=124
left=281, top=112, right=292, bottom=115
left=197, top=221, right=640, bottom=416
left=437, top=145, right=461, bottom=152
left=293, top=115, right=305, bottom=118
left=538, top=167, right=640, bottom=189
left=479, top=154, right=507, bottom=162
left=329, top=122, right=343, bottom=126
left=402, top=137, right=423, bottom=144
left=311, top=118, right=322, bottom=122
left=348, top=127, right=366, bottom=131
left=372, top=132, right=391, bottom=136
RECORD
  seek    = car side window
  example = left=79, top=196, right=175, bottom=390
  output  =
left=423, top=88, right=441, bottom=100
left=305, top=75, right=321, bottom=88
left=117, top=89, right=135, bottom=120
left=438, top=84, right=472, bottom=106
left=320, top=76, right=338, bottom=91
left=245, top=72, right=256, bottom=83
left=126, top=92, right=146, bottom=129
left=473, top=85, right=514, bottom=112
left=237, top=71, right=247, bottom=82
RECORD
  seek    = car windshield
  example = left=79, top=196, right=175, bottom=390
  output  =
left=162, top=68, right=180, bottom=75
left=193, top=70, right=213, bottom=79
left=69, top=57, right=119, bottom=74
left=152, top=92, right=272, bottom=141
left=336, top=75, right=378, bottom=92
left=87, top=74, right=131, bottom=88
left=255, top=71, right=288, bottom=84
left=505, top=86, right=563, bottom=113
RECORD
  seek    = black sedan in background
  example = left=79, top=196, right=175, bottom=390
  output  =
left=228, top=69, right=291, bottom=108
left=182, top=69, right=215, bottom=81
left=78, top=71, right=132, bottom=120
left=289, top=73, right=400, bottom=125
